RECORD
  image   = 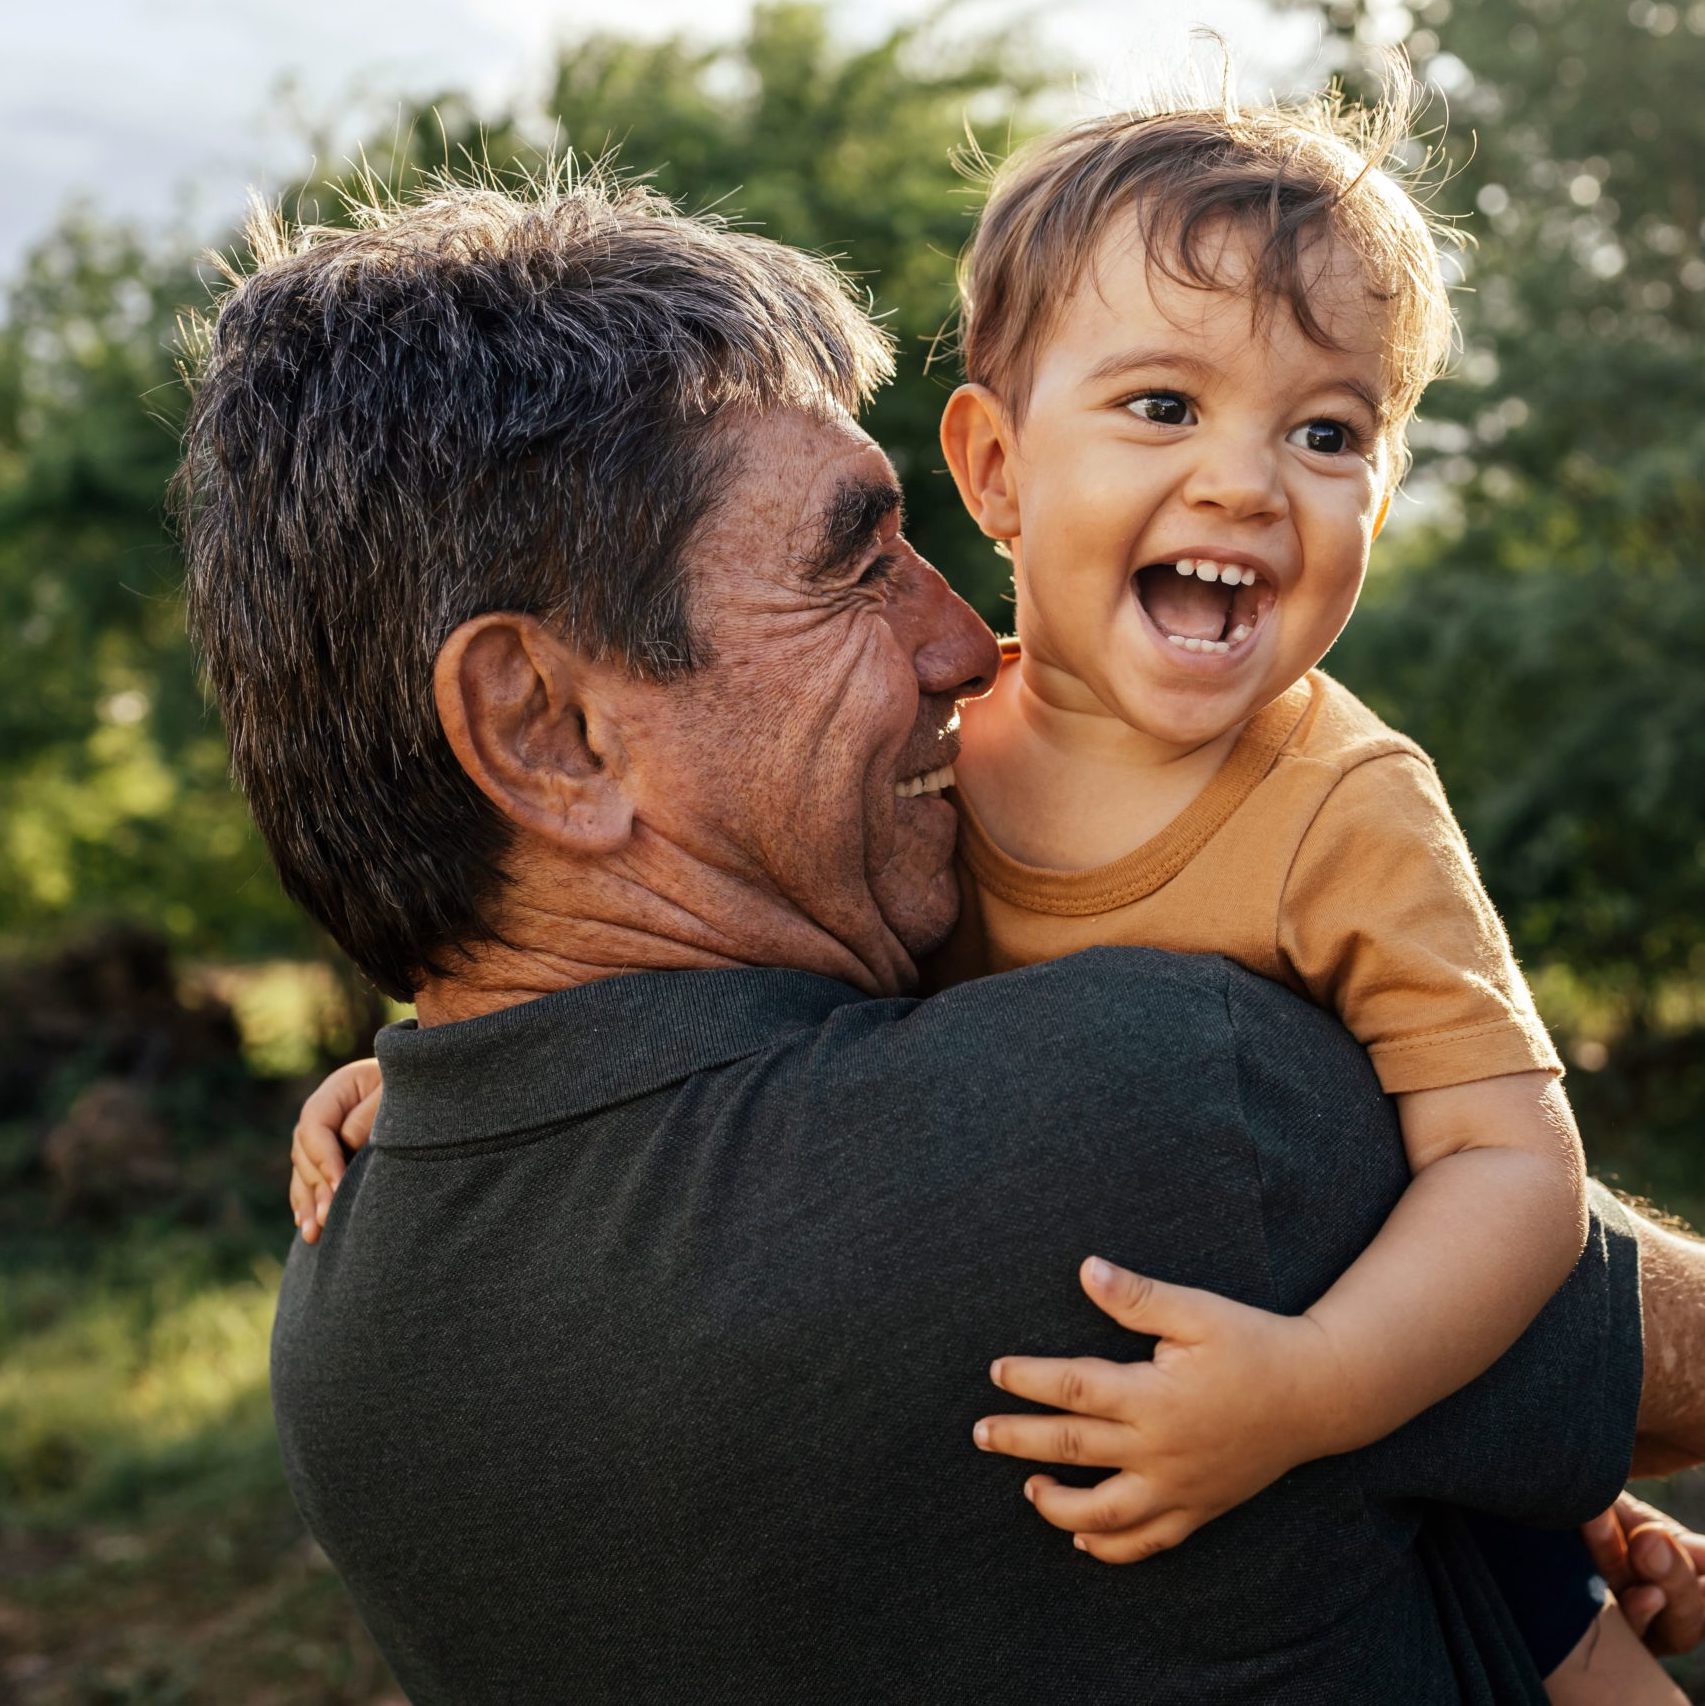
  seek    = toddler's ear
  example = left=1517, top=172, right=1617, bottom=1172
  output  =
left=940, top=384, right=1022, bottom=542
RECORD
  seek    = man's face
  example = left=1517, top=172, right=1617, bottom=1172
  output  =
left=622, top=408, right=1000, bottom=992
left=1007, top=219, right=1395, bottom=748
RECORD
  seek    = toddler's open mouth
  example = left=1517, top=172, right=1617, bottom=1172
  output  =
left=1133, top=558, right=1274, bottom=654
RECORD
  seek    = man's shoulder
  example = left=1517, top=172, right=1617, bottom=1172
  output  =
left=899, top=946, right=1236, bottom=1075
left=800, top=947, right=1360, bottom=1131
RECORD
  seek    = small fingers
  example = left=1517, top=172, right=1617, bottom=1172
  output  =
left=344, top=1085, right=383, bottom=1149
left=288, top=1172, right=321, bottom=1244
left=297, top=1057, right=382, bottom=1175
left=1628, top=1524, right=1705, bottom=1655
left=1079, top=1256, right=1226, bottom=1343
left=973, top=1412, right=1132, bottom=1469
left=1074, top=1512, right=1196, bottom=1565
left=294, top=1115, right=347, bottom=1192
left=1620, top=1583, right=1665, bottom=1641
left=989, top=1355, right=1143, bottom=1418
left=1024, top=1472, right=1157, bottom=1535
left=291, top=1130, right=325, bottom=1193
left=1582, top=1506, right=1632, bottom=1589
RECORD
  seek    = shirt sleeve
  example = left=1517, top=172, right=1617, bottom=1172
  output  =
left=1278, top=750, right=1562, bottom=1095
left=1351, top=1183, right=1643, bottom=1525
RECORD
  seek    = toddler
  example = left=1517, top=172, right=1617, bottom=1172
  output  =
left=929, top=89, right=1666, bottom=1700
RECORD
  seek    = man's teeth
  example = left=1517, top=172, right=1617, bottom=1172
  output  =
left=1175, top=557, right=1258, bottom=586
left=895, top=764, right=956, bottom=799
left=1166, top=623, right=1254, bottom=655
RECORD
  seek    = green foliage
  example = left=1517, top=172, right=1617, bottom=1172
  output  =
left=0, top=215, right=309, bottom=962
left=1323, top=0, right=1705, bottom=1022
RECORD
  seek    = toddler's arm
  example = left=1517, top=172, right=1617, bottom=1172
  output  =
left=1301, top=1069, right=1588, bottom=1456
left=972, top=1070, right=1587, bottom=1562
left=289, top=1056, right=383, bottom=1242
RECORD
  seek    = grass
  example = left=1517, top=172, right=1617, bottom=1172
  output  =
left=0, top=1222, right=396, bottom=1703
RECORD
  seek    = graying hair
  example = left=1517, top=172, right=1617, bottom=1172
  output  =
left=172, top=170, right=895, bottom=999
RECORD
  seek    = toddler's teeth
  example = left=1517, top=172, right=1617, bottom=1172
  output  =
left=1194, top=561, right=1218, bottom=581
left=1208, top=639, right=1229, bottom=653
left=1240, top=568, right=1258, bottom=586
left=1167, top=633, right=1188, bottom=646
left=1184, top=637, right=1203, bottom=652
left=1229, top=623, right=1251, bottom=644
left=1175, top=559, right=1195, bottom=575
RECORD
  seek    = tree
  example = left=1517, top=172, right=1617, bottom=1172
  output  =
left=0, top=214, right=309, bottom=959
left=1319, top=0, right=1705, bottom=1026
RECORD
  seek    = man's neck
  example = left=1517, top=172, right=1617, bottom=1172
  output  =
left=413, top=834, right=913, bottom=1027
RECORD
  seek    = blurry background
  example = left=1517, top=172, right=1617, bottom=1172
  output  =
left=2, top=0, right=1702, bottom=1698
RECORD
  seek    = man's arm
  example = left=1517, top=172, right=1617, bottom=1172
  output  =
left=1630, top=1209, right=1705, bottom=1475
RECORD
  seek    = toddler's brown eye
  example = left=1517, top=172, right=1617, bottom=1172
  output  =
left=1290, top=419, right=1350, bottom=454
left=1126, top=392, right=1193, bottom=427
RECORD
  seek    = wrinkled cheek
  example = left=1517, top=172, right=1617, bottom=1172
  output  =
left=698, top=613, right=919, bottom=908
left=869, top=803, right=961, bottom=953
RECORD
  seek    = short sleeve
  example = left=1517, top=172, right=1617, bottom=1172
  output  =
left=1278, top=752, right=1562, bottom=1095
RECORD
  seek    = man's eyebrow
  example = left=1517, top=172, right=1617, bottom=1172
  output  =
left=798, top=476, right=905, bottom=584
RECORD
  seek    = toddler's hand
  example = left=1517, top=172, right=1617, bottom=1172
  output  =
left=1584, top=1492, right=1705, bottom=1655
left=289, top=1057, right=383, bottom=1243
left=974, top=1256, right=1337, bottom=1563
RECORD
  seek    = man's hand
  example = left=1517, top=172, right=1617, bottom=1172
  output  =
left=1584, top=1492, right=1705, bottom=1655
left=973, top=1256, right=1335, bottom=1562
left=289, top=1057, right=383, bottom=1243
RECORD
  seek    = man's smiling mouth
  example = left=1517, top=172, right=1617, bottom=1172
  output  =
left=1134, top=558, right=1276, bottom=654
left=895, top=764, right=956, bottom=800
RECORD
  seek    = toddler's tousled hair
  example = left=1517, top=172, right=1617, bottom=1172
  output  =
left=956, top=76, right=1457, bottom=442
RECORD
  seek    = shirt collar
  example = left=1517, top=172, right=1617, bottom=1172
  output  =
left=372, top=967, right=866, bottom=1148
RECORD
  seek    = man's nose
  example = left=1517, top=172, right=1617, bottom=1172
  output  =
left=899, top=558, right=1000, bottom=701
left=1180, top=431, right=1288, bottom=523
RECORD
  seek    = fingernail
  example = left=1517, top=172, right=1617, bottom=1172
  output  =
left=1023, top=1479, right=1036, bottom=1503
left=1085, top=1257, right=1112, bottom=1287
left=1634, top=1532, right=1671, bottom=1574
left=1073, top=1535, right=1088, bottom=1551
left=989, top=1359, right=1005, bottom=1386
left=973, top=1421, right=991, bottom=1449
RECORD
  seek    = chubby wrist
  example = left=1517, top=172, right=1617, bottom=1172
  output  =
left=1285, top=1310, right=1390, bottom=1461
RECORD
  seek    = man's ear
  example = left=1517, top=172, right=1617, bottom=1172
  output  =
left=434, top=613, right=635, bottom=856
left=939, top=384, right=1022, bottom=542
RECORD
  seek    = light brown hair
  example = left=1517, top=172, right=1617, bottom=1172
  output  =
left=956, top=82, right=1456, bottom=441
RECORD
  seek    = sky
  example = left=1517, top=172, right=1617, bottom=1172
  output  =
left=2, top=0, right=1325, bottom=284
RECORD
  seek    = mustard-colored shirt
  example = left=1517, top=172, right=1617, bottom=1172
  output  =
left=932, top=657, right=1561, bottom=1097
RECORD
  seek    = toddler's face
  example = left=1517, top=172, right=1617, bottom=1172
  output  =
left=1005, top=218, right=1395, bottom=749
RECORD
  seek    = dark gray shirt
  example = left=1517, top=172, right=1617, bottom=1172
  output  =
left=272, top=949, right=1641, bottom=1705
